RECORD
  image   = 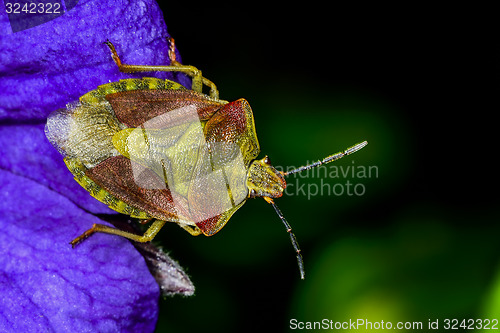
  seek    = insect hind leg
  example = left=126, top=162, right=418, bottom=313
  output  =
left=70, top=219, right=166, bottom=247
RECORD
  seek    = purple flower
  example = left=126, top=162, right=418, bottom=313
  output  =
left=0, top=0, right=193, bottom=331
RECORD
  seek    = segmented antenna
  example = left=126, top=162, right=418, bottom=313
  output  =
left=264, top=197, right=305, bottom=280
left=283, top=141, right=368, bottom=176
left=269, top=140, right=367, bottom=279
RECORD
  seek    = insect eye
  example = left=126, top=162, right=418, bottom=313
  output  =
left=249, top=189, right=257, bottom=198
left=263, top=156, right=271, bottom=165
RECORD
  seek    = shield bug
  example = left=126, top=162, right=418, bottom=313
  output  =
left=45, top=38, right=367, bottom=279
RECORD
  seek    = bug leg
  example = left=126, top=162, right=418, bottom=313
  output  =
left=178, top=223, right=202, bottom=236
left=70, top=220, right=166, bottom=247
left=104, top=40, right=220, bottom=99
left=165, top=37, right=222, bottom=98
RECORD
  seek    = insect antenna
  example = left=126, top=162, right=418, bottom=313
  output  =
left=283, top=141, right=368, bottom=176
left=264, top=197, right=305, bottom=280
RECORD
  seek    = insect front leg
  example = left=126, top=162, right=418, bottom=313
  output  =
left=70, top=219, right=167, bottom=247
left=104, top=40, right=220, bottom=99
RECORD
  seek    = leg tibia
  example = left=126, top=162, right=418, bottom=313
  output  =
left=70, top=220, right=167, bottom=247
left=178, top=223, right=202, bottom=236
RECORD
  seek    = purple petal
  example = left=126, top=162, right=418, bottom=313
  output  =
left=0, top=0, right=196, bottom=330
left=0, top=0, right=189, bottom=122
left=0, top=169, right=159, bottom=332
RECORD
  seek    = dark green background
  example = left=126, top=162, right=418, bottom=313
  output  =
left=154, top=5, right=497, bottom=332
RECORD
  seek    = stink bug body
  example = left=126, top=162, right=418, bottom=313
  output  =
left=45, top=39, right=367, bottom=279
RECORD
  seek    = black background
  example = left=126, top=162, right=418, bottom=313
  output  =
left=163, top=5, right=496, bottom=208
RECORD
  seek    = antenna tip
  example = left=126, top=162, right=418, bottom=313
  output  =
left=357, top=140, right=368, bottom=148
left=345, top=140, right=368, bottom=155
